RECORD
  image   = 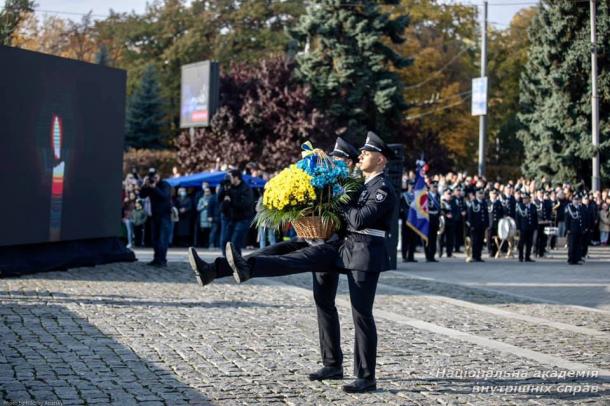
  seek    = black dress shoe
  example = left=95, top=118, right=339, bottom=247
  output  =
left=308, top=366, right=343, bottom=381
left=525, top=258, right=535, bottom=262
left=226, top=242, right=251, bottom=283
left=407, top=259, right=418, bottom=263
left=147, top=260, right=167, bottom=267
left=426, top=259, right=439, bottom=263
left=188, top=247, right=215, bottom=286
left=342, top=378, right=377, bottom=393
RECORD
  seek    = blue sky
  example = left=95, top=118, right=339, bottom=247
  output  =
left=28, top=0, right=535, bottom=27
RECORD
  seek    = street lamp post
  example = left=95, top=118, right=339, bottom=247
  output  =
left=478, top=1, right=488, bottom=178
left=591, top=0, right=600, bottom=192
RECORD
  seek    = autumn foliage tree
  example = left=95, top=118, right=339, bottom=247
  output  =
left=175, top=56, right=329, bottom=173
left=394, top=0, right=479, bottom=172
left=0, top=0, right=34, bottom=45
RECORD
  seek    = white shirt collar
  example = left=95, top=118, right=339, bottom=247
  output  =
left=364, top=172, right=383, bottom=184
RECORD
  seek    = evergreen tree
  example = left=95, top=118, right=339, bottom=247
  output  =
left=95, top=44, right=110, bottom=65
left=126, top=64, right=166, bottom=149
left=518, top=0, right=610, bottom=184
left=289, top=0, right=411, bottom=142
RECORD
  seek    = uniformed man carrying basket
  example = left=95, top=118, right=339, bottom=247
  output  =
left=188, top=131, right=397, bottom=393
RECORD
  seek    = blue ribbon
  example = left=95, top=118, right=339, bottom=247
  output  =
left=299, top=141, right=318, bottom=173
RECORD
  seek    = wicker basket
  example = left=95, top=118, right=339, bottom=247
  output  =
left=292, top=216, right=335, bottom=240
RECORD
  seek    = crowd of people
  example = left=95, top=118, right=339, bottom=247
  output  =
left=121, top=165, right=293, bottom=266
left=400, top=171, right=610, bottom=265
left=122, top=164, right=610, bottom=266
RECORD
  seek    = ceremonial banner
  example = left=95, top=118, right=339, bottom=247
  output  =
left=407, top=161, right=429, bottom=243
left=471, top=77, right=488, bottom=116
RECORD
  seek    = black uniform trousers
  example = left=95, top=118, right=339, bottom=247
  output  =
left=213, top=240, right=310, bottom=278
left=487, top=223, right=499, bottom=257
left=425, top=215, right=439, bottom=260
left=581, top=231, right=590, bottom=258
left=401, top=221, right=417, bottom=261
left=220, top=239, right=380, bottom=380
left=247, top=242, right=380, bottom=379
left=518, top=230, right=534, bottom=261
left=470, top=227, right=485, bottom=261
left=313, top=270, right=380, bottom=379
left=454, top=219, right=464, bottom=251
left=440, top=225, right=454, bottom=258
left=535, top=225, right=547, bottom=257
left=568, top=232, right=583, bottom=264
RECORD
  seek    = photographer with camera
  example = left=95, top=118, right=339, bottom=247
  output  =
left=139, top=168, right=172, bottom=267
left=218, top=170, right=254, bottom=256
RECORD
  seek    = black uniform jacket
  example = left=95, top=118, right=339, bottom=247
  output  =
left=516, top=202, right=538, bottom=232
left=337, top=173, right=397, bottom=272
left=503, top=195, right=517, bottom=219
left=565, top=204, right=585, bottom=234
left=140, top=180, right=172, bottom=218
left=489, top=199, right=504, bottom=226
left=467, top=199, right=489, bottom=231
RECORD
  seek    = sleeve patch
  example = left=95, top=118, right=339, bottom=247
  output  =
left=375, top=189, right=387, bottom=203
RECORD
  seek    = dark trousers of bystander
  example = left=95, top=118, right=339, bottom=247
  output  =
left=150, top=215, right=172, bottom=265
left=221, top=219, right=251, bottom=256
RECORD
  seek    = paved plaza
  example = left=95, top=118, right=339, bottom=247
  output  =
left=1, top=247, right=610, bottom=405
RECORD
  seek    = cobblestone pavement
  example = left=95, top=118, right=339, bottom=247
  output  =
left=1, top=249, right=610, bottom=405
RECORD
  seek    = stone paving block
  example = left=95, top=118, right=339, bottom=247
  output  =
left=1, top=261, right=609, bottom=405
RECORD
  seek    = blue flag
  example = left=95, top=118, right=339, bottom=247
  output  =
left=407, top=160, right=429, bottom=243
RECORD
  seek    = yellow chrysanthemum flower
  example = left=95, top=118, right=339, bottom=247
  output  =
left=263, top=165, right=316, bottom=210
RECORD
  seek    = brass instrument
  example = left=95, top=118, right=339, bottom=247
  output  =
left=438, top=212, right=446, bottom=235
left=464, top=221, right=473, bottom=262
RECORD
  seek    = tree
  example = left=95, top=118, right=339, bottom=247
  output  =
left=62, top=11, right=97, bottom=61
left=0, top=0, right=34, bottom=45
left=95, top=44, right=110, bottom=65
left=288, top=0, right=411, bottom=143
left=395, top=0, right=478, bottom=172
left=175, top=56, right=328, bottom=173
left=518, top=0, right=610, bottom=185
left=209, top=0, right=306, bottom=63
left=11, top=14, right=70, bottom=56
left=486, top=7, right=537, bottom=179
left=91, top=0, right=306, bottom=138
left=126, top=64, right=166, bottom=149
